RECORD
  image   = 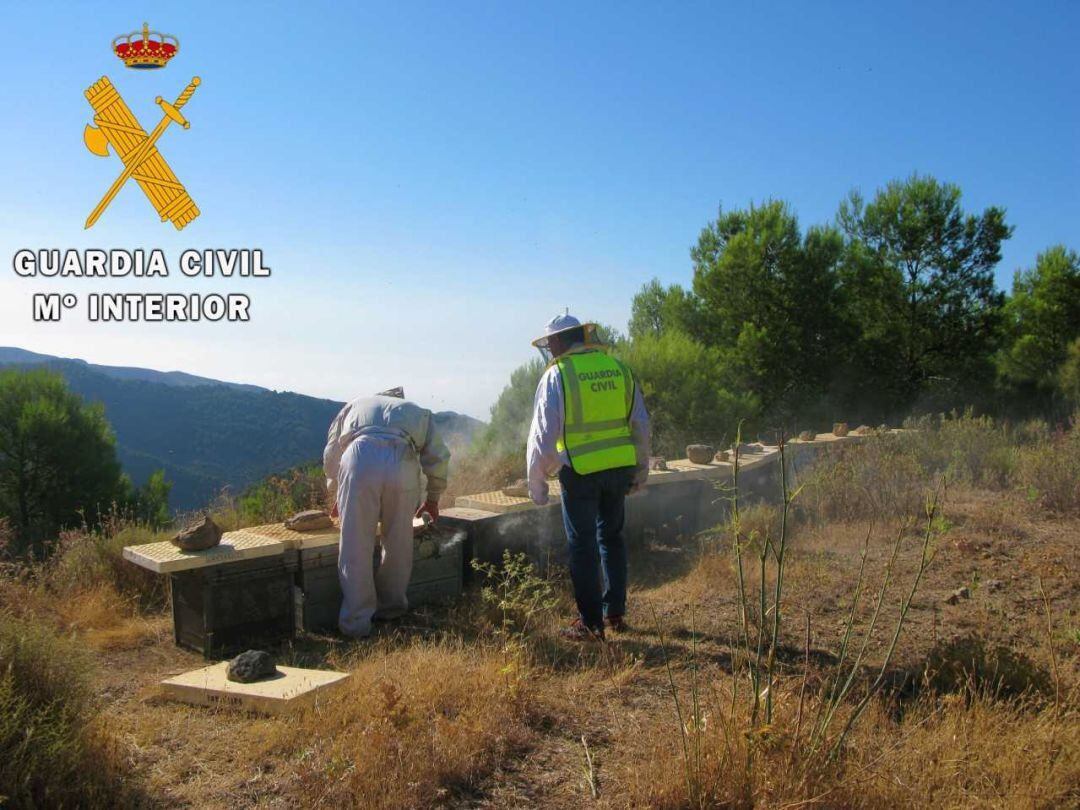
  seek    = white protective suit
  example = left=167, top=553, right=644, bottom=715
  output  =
left=323, top=395, right=450, bottom=638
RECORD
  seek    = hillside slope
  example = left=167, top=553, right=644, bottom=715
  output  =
left=0, top=346, right=266, bottom=393
left=0, top=351, right=485, bottom=510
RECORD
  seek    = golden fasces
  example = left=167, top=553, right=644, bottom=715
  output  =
left=83, top=75, right=201, bottom=230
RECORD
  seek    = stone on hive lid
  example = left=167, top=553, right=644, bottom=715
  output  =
left=649, top=456, right=668, bottom=471
left=501, top=479, right=529, bottom=498
left=227, top=650, right=279, bottom=683
left=171, top=514, right=222, bottom=551
left=833, top=422, right=850, bottom=437
left=798, top=430, right=817, bottom=442
left=733, top=442, right=764, bottom=455
left=285, top=509, right=333, bottom=532
left=686, top=444, right=715, bottom=464
left=715, top=449, right=730, bottom=462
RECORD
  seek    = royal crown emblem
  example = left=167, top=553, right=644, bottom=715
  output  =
left=112, top=22, right=179, bottom=69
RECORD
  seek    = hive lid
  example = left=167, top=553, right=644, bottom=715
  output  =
left=123, top=532, right=285, bottom=573
left=231, top=522, right=340, bottom=551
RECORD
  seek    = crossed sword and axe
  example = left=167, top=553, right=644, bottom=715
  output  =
left=83, top=76, right=200, bottom=229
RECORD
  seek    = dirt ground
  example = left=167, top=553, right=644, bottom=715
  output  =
left=78, top=484, right=1078, bottom=808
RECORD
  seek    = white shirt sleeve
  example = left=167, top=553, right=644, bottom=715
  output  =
left=629, top=383, right=652, bottom=487
left=526, top=367, right=565, bottom=504
left=418, top=413, right=451, bottom=501
left=323, top=405, right=348, bottom=504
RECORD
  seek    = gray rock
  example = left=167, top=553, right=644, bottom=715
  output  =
left=501, top=479, right=529, bottom=498
left=832, top=422, right=850, bottom=437
left=686, top=444, right=715, bottom=464
left=649, top=456, right=668, bottom=471
left=985, top=579, right=1005, bottom=593
left=733, top=442, right=765, bottom=455
left=945, top=586, right=971, bottom=605
left=171, top=515, right=222, bottom=552
left=285, top=509, right=333, bottom=532
left=226, top=650, right=278, bottom=683
left=797, top=430, right=817, bottom=442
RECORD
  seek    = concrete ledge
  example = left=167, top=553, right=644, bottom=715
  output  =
left=440, top=434, right=889, bottom=568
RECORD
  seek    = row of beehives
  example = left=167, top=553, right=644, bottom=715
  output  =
left=126, top=520, right=463, bottom=658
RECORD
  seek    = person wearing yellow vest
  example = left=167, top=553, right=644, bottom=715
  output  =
left=526, top=313, right=651, bottom=640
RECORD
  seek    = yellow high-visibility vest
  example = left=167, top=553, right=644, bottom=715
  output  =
left=555, top=349, right=637, bottom=475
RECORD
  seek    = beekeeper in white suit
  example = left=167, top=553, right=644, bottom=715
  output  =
left=323, top=387, right=450, bottom=638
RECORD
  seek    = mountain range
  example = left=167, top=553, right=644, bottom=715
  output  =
left=0, top=348, right=485, bottom=511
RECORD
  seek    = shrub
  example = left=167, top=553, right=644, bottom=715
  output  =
left=471, top=550, right=559, bottom=643
left=719, top=502, right=780, bottom=554
left=797, top=413, right=1032, bottom=524
left=1015, top=416, right=1080, bottom=513
left=0, top=611, right=133, bottom=806
left=235, top=465, right=326, bottom=525
left=0, top=369, right=133, bottom=558
left=924, top=634, right=1053, bottom=700
left=617, top=330, right=760, bottom=457
left=796, top=433, right=927, bottom=523
left=45, top=521, right=167, bottom=611
left=903, top=411, right=1016, bottom=488
left=0, top=518, right=13, bottom=560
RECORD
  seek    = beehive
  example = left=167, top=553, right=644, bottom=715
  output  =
left=292, top=528, right=464, bottom=633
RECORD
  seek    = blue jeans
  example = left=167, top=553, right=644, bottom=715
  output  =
left=558, top=465, right=634, bottom=631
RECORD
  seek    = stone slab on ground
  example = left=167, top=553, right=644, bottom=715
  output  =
left=160, top=662, right=348, bottom=715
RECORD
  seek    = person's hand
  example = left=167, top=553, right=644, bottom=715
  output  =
left=416, top=500, right=440, bottom=523
left=330, top=502, right=339, bottom=519
left=530, top=480, right=550, bottom=506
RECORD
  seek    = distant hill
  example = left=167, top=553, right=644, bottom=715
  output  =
left=0, top=347, right=266, bottom=393
left=0, top=349, right=485, bottom=511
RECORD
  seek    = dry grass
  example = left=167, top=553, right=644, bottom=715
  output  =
left=1, top=416, right=1079, bottom=807
left=1015, top=423, right=1080, bottom=514
left=0, top=609, right=147, bottom=807
left=611, top=670, right=1079, bottom=808
left=270, top=639, right=548, bottom=809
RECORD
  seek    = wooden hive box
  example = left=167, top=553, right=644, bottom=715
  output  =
left=293, top=530, right=465, bottom=633
left=170, top=552, right=298, bottom=659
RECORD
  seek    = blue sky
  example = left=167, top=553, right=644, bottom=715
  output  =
left=1, top=1, right=1077, bottom=418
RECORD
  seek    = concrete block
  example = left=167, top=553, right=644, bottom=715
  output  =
left=161, top=662, right=348, bottom=715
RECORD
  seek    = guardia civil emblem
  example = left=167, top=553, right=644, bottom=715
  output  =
left=83, top=22, right=201, bottom=230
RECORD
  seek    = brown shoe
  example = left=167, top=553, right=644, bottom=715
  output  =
left=559, top=618, right=605, bottom=642
left=605, top=615, right=626, bottom=632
